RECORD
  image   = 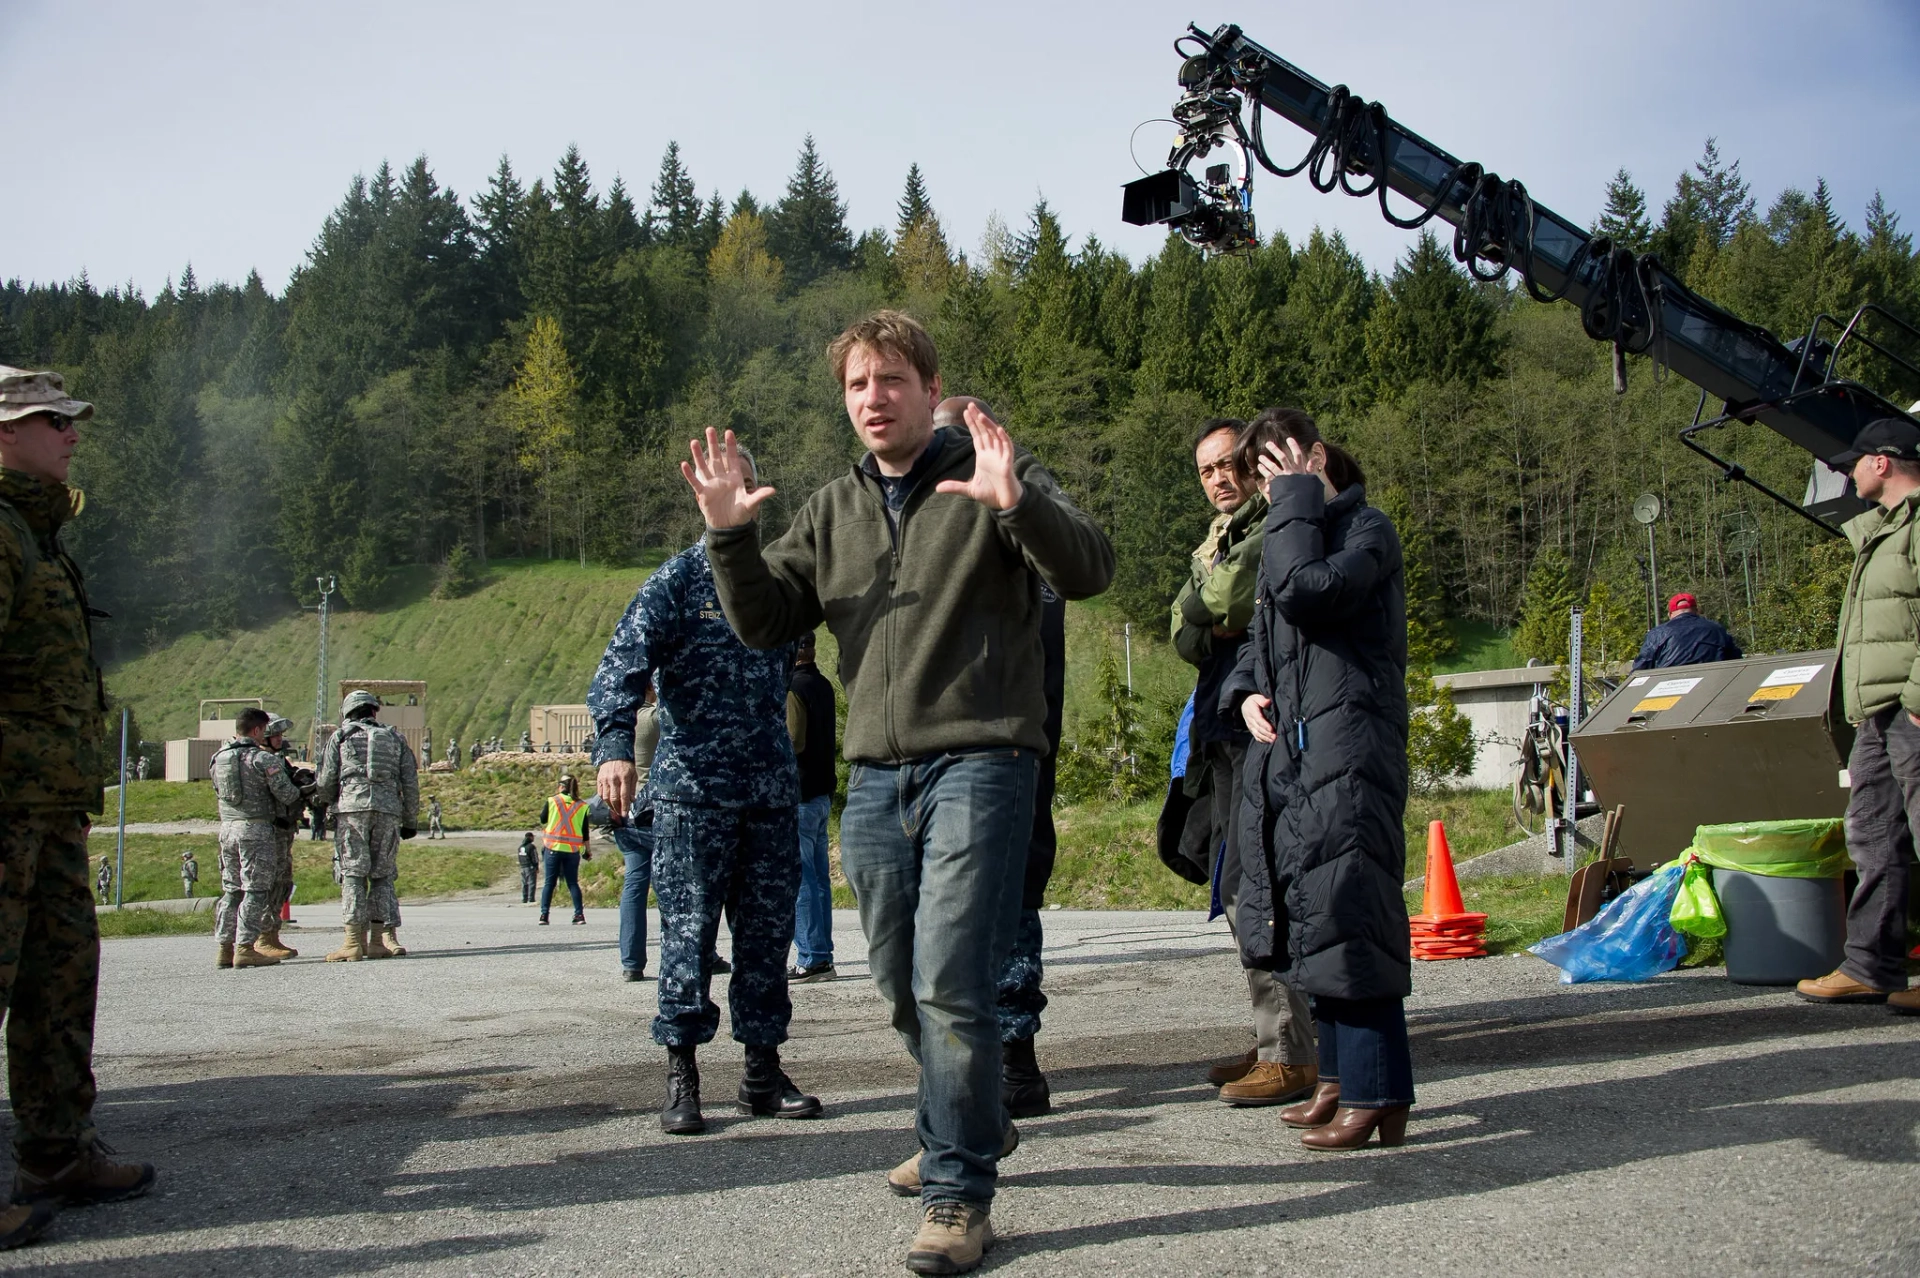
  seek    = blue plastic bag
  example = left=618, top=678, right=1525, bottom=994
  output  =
left=1528, top=861, right=1688, bottom=984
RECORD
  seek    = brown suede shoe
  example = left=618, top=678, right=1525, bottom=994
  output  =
left=1887, top=988, right=1920, bottom=1015
left=1796, top=969, right=1894, bottom=1004
left=1219, top=1060, right=1317, bottom=1107
left=12, top=1139, right=156, bottom=1207
left=906, top=1201, right=993, bottom=1275
left=0, top=1200, right=54, bottom=1249
left=887, top=1125, right=1019, bottom=1198
left=1206, top=1048, right=1257, bottom=1086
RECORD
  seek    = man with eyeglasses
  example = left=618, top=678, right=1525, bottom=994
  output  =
left=0, top=367, right=156, bottom=1249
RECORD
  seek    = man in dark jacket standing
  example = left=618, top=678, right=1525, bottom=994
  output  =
left=684, top=312, right=1114, bottom=1274
left=1173, top=418, right=1315, bottom=1106
left=786, top=632, right=838, bottom=983
left=1631, top=593, right=1742, bottom=670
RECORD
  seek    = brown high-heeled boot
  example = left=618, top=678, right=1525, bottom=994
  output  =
left=1299, top=1104, right=1408, bottom=1151
left=1279, top=1082, right=1340, bottom=1129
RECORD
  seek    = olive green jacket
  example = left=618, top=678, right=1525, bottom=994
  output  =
left=706, top=428, right=1115, bottom=763
left=1171, top=492, right=1267, bottom=667
left=0, top=469, right=108, bottom=813
left=1837, top=487, right=1920, bottom=724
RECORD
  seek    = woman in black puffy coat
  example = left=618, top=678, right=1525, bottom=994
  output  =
left=1221, top=407, right=1413, bottom=1151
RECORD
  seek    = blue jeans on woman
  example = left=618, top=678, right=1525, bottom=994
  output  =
left=792, top=795, right=834, bottom=969
left=539, top=850, right=583, bottom=920
left=613, top=823, right=655, bottom=974
left=1314, top=995, right=1414, bottom=1108
left=839, top=748, right=1036, bottom=1210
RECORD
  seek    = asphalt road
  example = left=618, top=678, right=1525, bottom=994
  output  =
left=2, top=899, right=1915, bottom=1276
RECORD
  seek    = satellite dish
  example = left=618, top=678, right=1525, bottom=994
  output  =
left=1631, top=493, right=1663, bottom=526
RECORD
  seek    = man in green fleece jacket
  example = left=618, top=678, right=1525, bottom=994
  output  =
left=1799, top=415, right=1920, bottom=1012
left=684, top=311, right=1113, bottom=1274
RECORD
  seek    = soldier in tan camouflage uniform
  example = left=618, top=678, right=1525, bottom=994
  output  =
left=211, top=708, right=303, bottom=969
left=0, top=366, right=155, bottom=1249
left=316, top=689, right=419, bottom=961
left=259, top=715, right=311, bottom=959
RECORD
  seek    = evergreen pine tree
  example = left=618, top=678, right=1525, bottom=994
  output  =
left=897, top=163, right=933, bottom=238
left=1364, top=229, right=1502, bottom=397
left=648, top=141, right=702, bottom=247
left=766, top=135, right=854, bottom=288
left=1514, top=543, right=1581, bottom=665
left=1595, top=168, right=1652, bottom=253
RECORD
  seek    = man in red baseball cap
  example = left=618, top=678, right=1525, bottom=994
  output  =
left=1630, top=591, right=1742, bottom=670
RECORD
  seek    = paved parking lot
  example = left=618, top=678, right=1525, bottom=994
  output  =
left=2, top=901, right=1915, bottom=1276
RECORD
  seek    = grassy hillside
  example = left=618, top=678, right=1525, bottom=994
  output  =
left=107, top=556, right=1195, bottom=755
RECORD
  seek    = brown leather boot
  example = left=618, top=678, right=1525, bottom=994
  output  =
left=216, top=941, right=234, bottom=969
left=0, top=1200, right=54, bottom=1249
left=1280, top=1081, right=1341, bottom=1128
left=255, top=927, right=296, bottom=961
left=1206, top=1047, right=1257, bottom=1086
left=1218, top=1060, right=1317, bottom=1107
left=363, top=927, right=395, bottom=960
left=232, top=942, right=280, bottom=968
left=325, top=925, right=365, bottom=962
left=1300, top=1105, right=1408, bottom=1151
left=887, top=1125, right=1019, bottom=1197
left=12, top=1138, right=156, bottom=1206
left=906, top=1201, right=993, bottom=1275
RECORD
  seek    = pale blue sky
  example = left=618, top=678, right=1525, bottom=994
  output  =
left=6, top=0, right=1918, bottom=295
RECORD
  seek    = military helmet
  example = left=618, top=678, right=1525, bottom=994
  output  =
left=340, top=689, right=381, bottom=719
left=264, top=715, right=293, bottom=739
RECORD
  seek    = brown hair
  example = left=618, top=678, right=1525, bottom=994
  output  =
left=827, top=310, right=939, bottom=387
left=1235, top=407, right=1366, bottom=492
left=236, top=707, right=271, bottom=736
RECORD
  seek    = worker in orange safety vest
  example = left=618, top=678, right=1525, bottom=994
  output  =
left=538, top=774, right=591, bottom=925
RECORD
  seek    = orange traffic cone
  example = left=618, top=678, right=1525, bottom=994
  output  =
left=1409, top=821, right=1487, bottom=961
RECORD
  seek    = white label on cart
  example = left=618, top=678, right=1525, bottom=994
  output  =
left=1627, top=676, right=1650, bottom=687
left=1759, top=664, right=1823, bottom=688
left=1632, top=676, right=1702, bottom=714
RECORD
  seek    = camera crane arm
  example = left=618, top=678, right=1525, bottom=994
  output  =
left=1123, top=22, right=1920, bottom=532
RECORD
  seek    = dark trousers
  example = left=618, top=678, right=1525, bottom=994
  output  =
left=1842, top=707, right=1919, bottom=990
left=518, top=863, right=537, bottom=903
left=996, top=746, right=1058, bottom=1043
left=1315, top=995, right=1414, bottom=1109
left=540, top=850, right=583, bottom=918
left=0, top=809, right=100, bottom=1161
left=650, top=802, right=799, bottom=1048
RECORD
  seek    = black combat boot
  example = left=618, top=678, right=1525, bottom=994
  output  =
left=660, top=1045, right=706, bottom=1136
left=1002, top=1036, right=1051, bottom=1118
left=737, top=1045, right=824, bottom=1119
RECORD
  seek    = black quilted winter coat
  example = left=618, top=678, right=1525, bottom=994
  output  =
left=1220, top=476, right=1412, bottom=1000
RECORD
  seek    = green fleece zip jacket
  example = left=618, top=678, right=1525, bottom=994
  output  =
left=705, top=428, right=1115, bottom=763
left=1837, top=487, right=1920, bottom=724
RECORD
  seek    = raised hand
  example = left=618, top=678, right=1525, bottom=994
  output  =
left=680, top=428, right=775, bottom=529
left=1256, top=436, right=1322, bottom=483
left=934, top=402, right=1026, bottom=511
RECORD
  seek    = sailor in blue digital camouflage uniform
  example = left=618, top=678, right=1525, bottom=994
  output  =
left=589, top=451, right=822, bottom=1136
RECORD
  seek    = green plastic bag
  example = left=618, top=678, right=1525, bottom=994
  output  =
left=1688, top=819, right=1851, bottom=879
left=1669, top=858, right=1726, bottom=939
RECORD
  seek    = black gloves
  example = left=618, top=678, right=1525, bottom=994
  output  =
left=400, top=827, right=417, bottom=840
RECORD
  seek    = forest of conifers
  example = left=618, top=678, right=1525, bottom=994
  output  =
left=3, top=136, right=1917, bottom=669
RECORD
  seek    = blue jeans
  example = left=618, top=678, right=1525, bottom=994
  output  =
left=614, top=823, right=655, bottom=974
left=539, top=850, right=583, bottom=919
left=839, top=748, right=1037, bottom=1209
left=793, top=795, right=834, bottom=968
left=1315, top=995, right=1415, bottom=1108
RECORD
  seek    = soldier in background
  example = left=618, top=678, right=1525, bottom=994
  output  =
left=258, top=716, right=309, bottom=960
left=135, top=754, right=148, bottom=782
left=591, top=460, right=820, bottom=1137
left=93, top=857, right=112, bottom=907
left=421, top=727, right=433, bottom=768
left=0, top=365, right=156, bottom=1239
left=470, top=739, right=483, bottom=766
left=426, top=796, right=444, bottom=839
left=316, top=690, right=419, bottom=962
left=180, top=849, right=198, bottom=898
left=211, top=708, right=302, bottom=970
left=446, top=737, right=460, bottom=769
left=520, top=730, right=533, bottom=753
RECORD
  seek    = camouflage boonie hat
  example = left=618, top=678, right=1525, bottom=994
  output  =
left=0, top=365, right=94, bottom=425
left=340, top=690, right=381, bottom=719
left=265, top=715, right=293, bottom=738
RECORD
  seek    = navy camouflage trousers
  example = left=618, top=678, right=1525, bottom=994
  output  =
left=0, top=809, right=100, bottom=1162
left=650, top=801, right=799, bottom=1048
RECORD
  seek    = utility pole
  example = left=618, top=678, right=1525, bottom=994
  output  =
left=1123, top=623, right=1134, bottom=695
left=114, top=708, right=128, bottom=909
left=310, top=575, right=336, bottom=751
left=1556, top=608, right=1585, bottom=871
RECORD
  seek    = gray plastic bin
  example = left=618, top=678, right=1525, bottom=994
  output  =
left=1713, top=868, right=1846, bottom=985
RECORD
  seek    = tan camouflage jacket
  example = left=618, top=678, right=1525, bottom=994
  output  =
left=317, top=719, right=420, bottom=823
left=211, top=736, right=303, bottom=823
left=0, top=469, right=107, bottom=814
